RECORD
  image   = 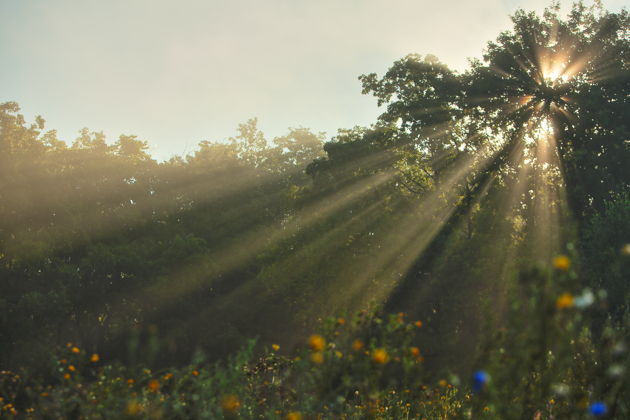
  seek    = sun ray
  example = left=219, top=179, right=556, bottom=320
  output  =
left=103, top=166, right=398, bottom=320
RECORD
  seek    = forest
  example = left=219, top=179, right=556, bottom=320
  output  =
left=1, top=2, right=630, bottom=419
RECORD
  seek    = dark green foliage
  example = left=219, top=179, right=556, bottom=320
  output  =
left=0, top=2, right=629, bottom=418
left=582, top=195, right=630, bottom=316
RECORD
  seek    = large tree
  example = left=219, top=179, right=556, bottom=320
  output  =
left=356, top=2, right=629, bottom=222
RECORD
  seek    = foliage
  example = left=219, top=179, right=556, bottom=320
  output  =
left=1, top=2, right=629, bottom=418
left=2, top=260, right=630, bottom=419
left=581, top=195, right=630, bottom=316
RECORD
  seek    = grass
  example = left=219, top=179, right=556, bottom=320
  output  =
left=1, top=256, right=629, bottom=419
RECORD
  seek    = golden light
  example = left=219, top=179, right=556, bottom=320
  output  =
left=544, top=68, right=569, bottom=84
left=540, top=56, right=570, bottom=85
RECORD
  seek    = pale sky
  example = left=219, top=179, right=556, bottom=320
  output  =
left=1, top=0, right=627, bottom=160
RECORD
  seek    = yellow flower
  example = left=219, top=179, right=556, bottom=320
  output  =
left=410, top=347, right=421, bottom=358
left=308, top=334, right=326, bottom=351
left=147, top=379, right=160, bottom=392
left=127, top=378, right=135, bottom=385
left=552, top=255, right=570, bottom=271
left=556, top=293, right=574, bottom=309
left=286, top=412, right=302, bottom=420
left=126, top=400, right=142, bottom=416
left=71, top=346, right=80, bottom=354
left=372, top=348, right=389, bottom=364
left=272, top=344, right=280, bottom=351
left=352, top=339, right=364, bottom=352
left=163, top=373, right=173, bottom=381
left=336, top=318, right=346, bottom=326
left=90, top=353, right=100, bottom=363
left=63, top=373, right=71, bottom=380
left=310, top=352, right=324, bottom=364
left=621, top=244, right=630, bottom=256
left=335, top=350, right=343, bottom=358
left=221, top=395, right=241, bottom=413
left=415, top=320, right=423, bottom=328
left=68, top=365, right=76, bottom=372
left=191, top=370, right=199, bottom=376
left=438, top=379, right=447, bottom=388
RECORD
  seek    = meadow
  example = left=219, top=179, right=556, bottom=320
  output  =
left=1, top=2, right=629, bottom=419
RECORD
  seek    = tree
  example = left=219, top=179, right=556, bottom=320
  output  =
left=358, top=3, right=629, bottom=222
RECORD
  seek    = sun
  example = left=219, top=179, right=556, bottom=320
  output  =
left=541, top=58, right=571, bottom=86
left=543, top=68, right=569, bottom=84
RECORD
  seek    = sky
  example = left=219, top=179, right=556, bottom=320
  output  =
left=1, top=0, right=627, bottom=160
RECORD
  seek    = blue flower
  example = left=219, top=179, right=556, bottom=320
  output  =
left=589, top=401, right=607, bottom=417
left=472, top=370, right=489, bottom=393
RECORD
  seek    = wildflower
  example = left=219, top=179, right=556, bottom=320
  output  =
left=551, top=383, right=570, bottom=397
left=310, top=352, right=324, bottom=364
left=127, top=378, right=135, bottom=385
left=589, top=401, right=607, bottom=417
left=272, top=344, right=280, bottom=351
left=286, top=411, right=302, bottom=420
left=126, top=400, right=142, bottom=416
left=372, top=348, right=389, bottom=364
left=472, top=370, right=489, bottom=393
left=410, top=347, right=421, bottom=358
left=335, top=350, right=343, bottom=358
left=308, top=334, right=326, bottom=351
left=556, top=293, right=574, bottom=309
left=574, top=289, right=595, bottom=309
left=337, top=318, right=345, bottom=326
left=221, top=395, right=241, bottom=413
left=415, top=320, right=423, bottom=328
left=90, top=353, right=100, bottom=363
left=63, top=373, right=71, bottom=380
left=191, top=370, right=199, bottom=376
left=438, top=379, right=447, bottom=388
left=60, top=359, right=67, bottom=364
left=71, top=346, right=80, bottom=354
left=621, top=244, right=630, bottom=256
left=552, top=255, right=570, bottom=271
left=147, top=379, right=160, bottom=392
left=68, top=365, right=76, bottom=372
left=352, top=339, right=364, bottom=352
left=163, top=373, right=173, bottom=381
